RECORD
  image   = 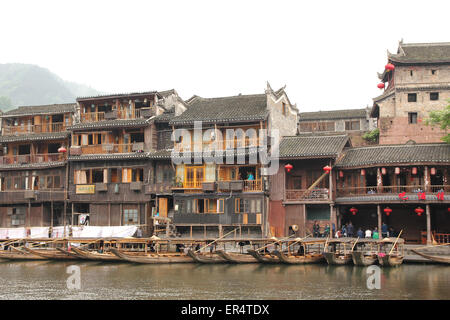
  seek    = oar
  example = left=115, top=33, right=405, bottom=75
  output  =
left=389, top=229, right=403, bottom=255
left=351, top=237, right=360, bottom=252
left=194, top=228, right=238, bottom=253
left=286, top=235, right=310, bottom=250
left=255, top=234, right=297, bottom=252
left=412, top=242, right=450, bottom=251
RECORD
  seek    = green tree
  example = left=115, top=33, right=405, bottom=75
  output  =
left=0, top=96, right=12, bottom=110
left=426, top=102, right=450, bottom=143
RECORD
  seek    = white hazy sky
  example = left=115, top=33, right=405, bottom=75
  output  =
left=1, top=0, right=449, bottom=112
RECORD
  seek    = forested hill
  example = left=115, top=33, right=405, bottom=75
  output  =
left=0, top=63, right=100, bottom=111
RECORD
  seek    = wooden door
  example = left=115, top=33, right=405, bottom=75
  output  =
left=159, top=198, right=168, bottom=218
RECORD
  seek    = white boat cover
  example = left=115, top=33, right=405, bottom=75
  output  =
left=0, top=225, right=138, bottom=239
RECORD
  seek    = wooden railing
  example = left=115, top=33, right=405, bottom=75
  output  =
left=285, top=188, right=329, bottom=201
left=335, top=185, right=442, bottom=197
left=80, top=109, right=142, bottom=123
left=2, top=123, right=66, bottom=135
left=243, top=180, right=262, bottom=192
left=79, top=144, right=133, bottom=154
left=0, top=153, right=67, bottom=165
left=182, top=180, right=203, bottom=189
left=174, top=138, right=261, bottom=152
left=433, top=233, right=450, bottom=244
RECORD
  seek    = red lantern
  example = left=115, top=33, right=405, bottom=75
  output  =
left=377, top=83, right=385, bottom=89
left=395, top=167, right=400, bottom=175
left=385, top=63, right=395, bottom=71
left=447, top=207, right=450, bottom=213
left=412, top=167, right=417, bottom=175
left=323, top=165, right=332, bottom=174
left=58, top=146, right=67, bottom=153
left=350, top=207, right=358, bottom=216
left=381, top=168, right=386, bottom=175
left=284, top=163, right=293, bottom=173
left=384, top=207, right=392, bottom=216
left=430, top=167, right=436, bottom=175
left=339, top=171, right=344, bottom=178
left=361, top=169, right=366, bottom=176
left=415, top=207, right=424, bottom=216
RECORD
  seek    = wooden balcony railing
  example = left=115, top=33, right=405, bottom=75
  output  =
left=336, top=185, right=438, bottom=197
left=174, top=138, right=260, bottom=152
left=285, top=188, right=329, bottom=201
left=181, top=180, right=203, bottom=189
left=79, top=144, right=133, bottom=154
left=80, top=109, right=142, bottom=123
left=243, top=180, right=263, bottom=192
left=2, top=123, right=66, bottom=135
left=0, top=153, right=67, bottom=165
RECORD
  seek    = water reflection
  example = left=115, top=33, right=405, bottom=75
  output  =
left=0, top=261, right=448, bottom=300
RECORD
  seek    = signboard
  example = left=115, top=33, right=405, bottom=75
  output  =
left=76, top=184, right=95, bottom=194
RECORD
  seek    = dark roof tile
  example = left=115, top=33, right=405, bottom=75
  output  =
left=389, top=42, right=450, bottom=64
left=299, top=108, right=367, bottom=121
left=336, top=143, right=450, bottom=168
left=0, top=132, right=69, bottom=143
left=170, top=94, right=268, bottom=125
left=278, top=135, right=349, bottom=159
left=2, top=103, right=76, bottom=117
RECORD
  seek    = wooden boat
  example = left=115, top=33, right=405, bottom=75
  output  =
left=274, top=250, right=324, bottom=265
left=23, top=247, right=78, bottom=260
left=410, top=249, right=450, bottom=264
left=377, top=237, right=405, bottom=267
left=247, top=249, right=279, bottom=263
left=187, top=249, right=227, bottom=264
left=323, top=252, right=353, bottom=265
left=70, top=246, right=124, bottom=262
left=215, top=250, right=258, bottom=263
left=377, top=253, right=404, bottom=267
left=56, top=247, right=91, bottom=260
left=0, top=248, right=46, bottom=260
left=111, top=248, right=193, bottom=264
left=351, top=251, right=378, bottom=266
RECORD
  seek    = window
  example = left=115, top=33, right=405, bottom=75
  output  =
left=205, top=199, right=224, bottom=213
left=408, top=112, right=418, bottom=124
left=235, top=198, right=241, bottom=213
left=431, top=69, right=437, bottom=75
left=408, top=93, right=417, bottom=102
left=111, top=168, right=119, bottom=183
left=282, top=102, right=286, bottom=116
left=345, top=120, right=360, bottom=131
left=123, top=209, right=138, bottom=225
left=430, top=92, right=439, bottom=101
left=240, top=199, right=262, bottom=214
left=410, top=70, right=413, bottom=77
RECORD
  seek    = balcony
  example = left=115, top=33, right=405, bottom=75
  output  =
left=80, top=109, right=142, bottom=123
left=76, top=144, right=134, bottom=154
left=285, top=188, right=330, bottom=201
left=336, top=185, right=450, bottom=202
left=0, top=189, right=66, bottom=203
left=0, top=153, right=67, bottom=165
left=217, top=180, right=262, bottom=192
left=2, top=123, right=66, bottom=135
left=174, top=138, right=261, bottom=152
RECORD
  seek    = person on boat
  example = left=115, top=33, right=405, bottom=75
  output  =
left=357, top=227, right=364, bottom=238
left=347, top=222, right=354, bottom=238
left=297, top=245, right=305, bottom=256
left=335, top=230, right=342, bottom=238
left=372, top=227, right=380, bottom=240
left=365, top=228, right=372, bottom=238
left=381, top=223, right=388, bottom=238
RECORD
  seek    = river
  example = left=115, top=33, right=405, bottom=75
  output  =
left=0, top=260, right=449, bottom=300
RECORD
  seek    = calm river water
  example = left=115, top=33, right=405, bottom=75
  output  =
left=0, top=260, right=449, bottom=300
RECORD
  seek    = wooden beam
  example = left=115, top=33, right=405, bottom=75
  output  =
left=426, top=204, right=431, bottom=245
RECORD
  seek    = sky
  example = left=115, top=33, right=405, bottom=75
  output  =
left=0, top=0, right=449, bottom=112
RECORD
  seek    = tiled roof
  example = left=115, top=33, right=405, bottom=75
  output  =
left=170, top=94, right=268, bottom=125
left=0, top=161, right=66, bottom=170
left=277, top=135, right=349, bottom=159
left=388, top=42, right=450, bottom=64
left=68, top=119, right=149, bottom=131
left=148, top=150, right=173, bottom=159
left=336, top=143, right=450, bottom=168
left=153, top=111, right=175, bottom=123
left=68, top=152, right=149, bottom=161
left=2, top=103, right=76, bottom=117
left=299, top=108, right=367, bottom=121
left=0, top=132, right=69, bottom=143
left=77, top=91, right=158, bottom=101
